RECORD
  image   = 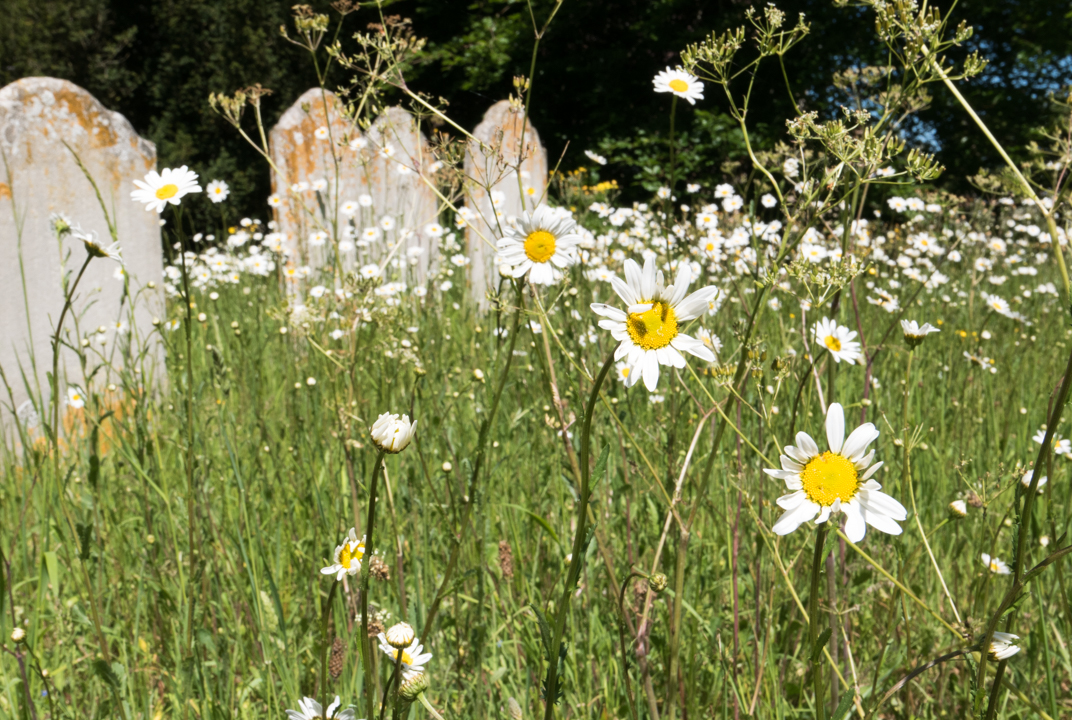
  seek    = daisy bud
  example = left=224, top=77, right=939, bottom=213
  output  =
left=648, top=573, right=668, bottom=594
left=398, top=672, right=430, bottom=702
left=508, top=697, right=524, bottom=720
left=11, top=627, right=26, bottom=644
left=370, top=412, right=416, bottom=454
left=988, top=632, right=1020, bottom=661
left=948, top=499, right=968, bottom=518
left=472, top=368, right=485, bottom=383
left=385, top=622, right=415, bottom=649
left=441, top=461, right=452, bottom=473
left=901, top=319, right=940, bottom=348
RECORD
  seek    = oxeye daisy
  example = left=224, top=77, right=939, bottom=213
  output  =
left=286, top=696, right=355, bottom=720
left=988, top=632, right=1021, bottom=661
left=377, top=633, right=432, bottom=681
left=131, top=166, right=201, bottom=213
left=591, top=257, right=719, bottom=391
left=652, top=67, right=705, bottom=105
left=763, top=402, right=906, bottom=542
left=66, top=386, right=86, bottom=409
left=901, top=319, right=940, bottom=347
left=321, top=528, right=365, bottom=581
left=496, top=204, right=582, bottom=285
left=206, top=180, right=230, bottom=204
left=981, top=552, right=1010, bottom=575
left=813, top=317, right=862, bottom=364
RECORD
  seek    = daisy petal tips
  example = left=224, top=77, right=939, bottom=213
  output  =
left=763, top=402, right=906, bottom=542
left=591, top=257, right=719, bottom=392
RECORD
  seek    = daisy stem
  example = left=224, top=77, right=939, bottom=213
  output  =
left=48, top=254, right=127, bottom=720
left=980, top=341, right=1072, bottom=717
left=379, top=651, right=402, bottom=720
left=416, top=692, right=445, bottom=720
left=903, top=349, right=962, bottom=624
left=615, top=571, right=644, bottom=720
left=320, top=580, right=339, bottom=718
left=421, top=280, right=525, bottom=637
left=542, top=350, right=616, bottom=720
left=807, top=523, right=829, bottom=720
left=361, top=449, right=387, bottom=720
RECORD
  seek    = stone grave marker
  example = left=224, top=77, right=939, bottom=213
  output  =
left=0, top=77, right=164, bottom=426
left=464, top=100, right=548, bottom=303
left=269, top=91, right=439, bottom=282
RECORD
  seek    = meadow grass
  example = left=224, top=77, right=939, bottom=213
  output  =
left=4, top=2, right=1072, bottom=719
left=3, top=191, right=1072, bottom=720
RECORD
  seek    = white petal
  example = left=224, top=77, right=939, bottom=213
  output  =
left=642, top=352, right=660, bottom=391
left=841, top=423, right=879, bottom=461
left=772, top=500, right=820, bottom=535
left=843, top=501, right=867, bottom=542
left=863, top=508, right=903, bottom=535
left=861, top=461, right=884, bottom=480
left=826, top=403, right=845, bottom=454
left=611, top=275, right=638, bottom=306
left=796, top=432, right=820, bottom=457
left=776, top=490, right=807, bottom=510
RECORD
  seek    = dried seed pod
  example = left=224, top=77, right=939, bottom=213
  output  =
left=498, top=540, right=515, bottom=579
left=329, top=637, right=345, bottom=679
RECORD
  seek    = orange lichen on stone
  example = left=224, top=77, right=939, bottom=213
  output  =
left=0, top=183, right=10, bottom=199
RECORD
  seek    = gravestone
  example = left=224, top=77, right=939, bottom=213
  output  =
left=464, top=100, right=548, bottom=304
left=0, top=77, right=164, bottom=427
left=269, top=91, right=439, bottom=281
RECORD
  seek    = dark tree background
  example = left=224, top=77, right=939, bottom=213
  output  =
left=2, top=0, right=1070, bottom=219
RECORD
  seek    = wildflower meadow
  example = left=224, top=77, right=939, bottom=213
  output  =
left=3, top=2, right=1072, bottom=720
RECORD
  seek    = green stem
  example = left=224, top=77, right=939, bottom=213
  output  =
left=615, top=572, right=644, bottom=720
left=808, top=524, right=828, bottom=720
left=542, top=350, right=617, bottom=720
left=421, top=281, right=525, bottom=636
left=361, top=450, right=387, bottom=720
left=320, top=581, right=339, bottom=717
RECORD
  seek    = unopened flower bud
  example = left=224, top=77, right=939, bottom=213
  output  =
left=948, top=499, right=967, bottom=518
left=11, top=627, right=26, bottom=643
left=648, top=573, right=668, bottom=594
left=385, top=622, right=415, bottom=649
left=371, top=412, right=416, bottom=454
left=398, top=671, right=429, bottom=702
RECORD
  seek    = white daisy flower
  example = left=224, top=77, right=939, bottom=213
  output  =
left=320, top=528, right=365, bottom=581
left=988, top=632, right=1021, bottom=661
left=206, top=180, right=230, bottom=204
left=377, top=633, right=432, bottom=681
left=496, top=204, right=582, bottom=285
left=813, top=317, right=862, bottom=364
left=761, top=193, right=777, bottom=208
left=652, top=67, right=705, bottom=105
left=901, top=319, right=940, bottom=344
left=268, top=193, right=283, bottom=207
left=286, top=696, right=355, bottom=720
left=981, top=552, right=1011, bottom=575
left=131, top=166, right=201, bottom=213
left=1021, top=469, right=1047, bottom=493
left=72, top=227, right=123, bottom=264
left=763, top=402, right=906, bottom=542
left=66, top=386, right=86, bottom=409
left=584, top=149, right=607, bottom=165
left=590, top=257, right=719, bottom=391
left=341, top=201, right=359, bottom=216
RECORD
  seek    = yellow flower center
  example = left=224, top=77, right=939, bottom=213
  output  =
left=800, top=452, right=858, bottom=506
left=621, top=367, right=630, bottom=378
left=627, top=301, right=678, bottom=351
left=824, top=335, right=842, bottom=352
left=524, top=230, right=556, bottom=263
left=391, top=649, right=414, bottom=665
left=668, top=79, right=689, bottom=93
left=155, top=183, right=179, bottom=200
left=340, top=542, right=364, bottom=569
left=989, top=560, right=1000, bottom=572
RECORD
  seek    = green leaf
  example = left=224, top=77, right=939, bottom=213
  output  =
left=44, top=551, right=60, bottom=589
left=76, top=523, right=93, bottom=561
left=92, top=658, right=120, bottom=689
left=529, top=603, right=553, bottom=659
left=830, top=692, right=854, bottom=720
left=499, top=504, right=560, bottom=545
left=811, top=628, right=832, bottom=662
left=590, top=445, right=610, bottom=497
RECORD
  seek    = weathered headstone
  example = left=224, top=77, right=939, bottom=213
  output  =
left=269, top=91, right=439, bottom=281
left=464, top=100, right=548, bottom=303
left=0, top=77, right=164, bottom=426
